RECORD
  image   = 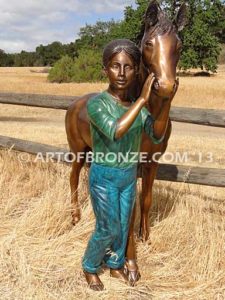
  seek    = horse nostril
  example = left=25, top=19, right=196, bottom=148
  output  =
left=153, top=80, right=159, bottom=90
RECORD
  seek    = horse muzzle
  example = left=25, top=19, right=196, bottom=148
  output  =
left=152, top=78, right=177, bottom=97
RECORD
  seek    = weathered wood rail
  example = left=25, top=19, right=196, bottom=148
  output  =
left=1, top=135, right=225, bottom=188
left=0, top=92, right=225, bottom=127
left=0, top=92, right=77, bottom=110
left=1, top=92, right=225, bottom=188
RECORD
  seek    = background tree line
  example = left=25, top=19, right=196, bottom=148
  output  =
left=1, top=0, right=225, bottom=82
left=0, top=42, right=77, bottom=67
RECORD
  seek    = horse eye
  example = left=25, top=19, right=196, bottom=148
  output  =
left=145, top=41, right=153, bottom=47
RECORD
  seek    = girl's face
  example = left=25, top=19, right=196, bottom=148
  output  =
left=104, top=50, right=137, bottom=91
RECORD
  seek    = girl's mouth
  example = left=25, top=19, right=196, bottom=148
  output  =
left=116, top=80, right=126, bottom=84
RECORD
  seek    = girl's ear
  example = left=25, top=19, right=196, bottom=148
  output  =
left=135, top=65, right=139, bottom=75
left=102, top=67, right=108, bottom=76
left=102, top=67, right=108, bottom=77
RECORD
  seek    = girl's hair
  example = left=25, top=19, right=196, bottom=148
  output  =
left=103, top=39, right=141, bottom=68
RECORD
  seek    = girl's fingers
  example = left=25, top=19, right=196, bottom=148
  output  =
left=146, top=73, right=155, bottom=85
left=146, top=74, right=155, bottom=94
left=140, top=73, right=155, bottom=101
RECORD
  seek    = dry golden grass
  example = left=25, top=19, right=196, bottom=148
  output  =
left=0, top=67, right=225, bottom=299
left=174, top=65, right=225, bottom=109
left=0, top=150, right=224, bottom=299
left=0, top=67, right=107, bottom=96
left=0, top=65, right=225, bottom=109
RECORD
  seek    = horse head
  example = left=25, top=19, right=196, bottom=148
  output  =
left=140, top=0, right=187, bottom=99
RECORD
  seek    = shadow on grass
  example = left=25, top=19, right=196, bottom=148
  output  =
left=177, top=70, right=213, bottom=77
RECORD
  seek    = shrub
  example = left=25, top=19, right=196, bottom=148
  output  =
left=48, top=55, right=74, bottom=83
left=72, top=49, right=105, bottom=82
left=48, top=50, right=106, bottom=83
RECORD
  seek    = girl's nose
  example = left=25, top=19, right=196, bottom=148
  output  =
left=119, top=67, right=125, bottom=76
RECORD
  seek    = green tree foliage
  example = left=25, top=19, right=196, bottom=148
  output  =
left=1, top=0, right=224, bottom=76
left=48, top=50, right=105, bottom=83
left=14, top=51, right=38, bottom=67
left=48, top=0, right=224, bottom=81
left=76, top=20, right=121, bottom=50
left=0, top=41, right=75, bottom=67
left=48, top=55, right=75, bottom=83
left=72, top=49, right=105, bottom=82
left=36, top=41, right=66, bottom=66
left=117, top=0, right=149, bottom=42
left=120, top=0, right=224, bottom=72
left=178, top=0, right=223, bottom=71
left=64, top=42, right=78, bottom=59
left=0, top=50, right=14, bottom=66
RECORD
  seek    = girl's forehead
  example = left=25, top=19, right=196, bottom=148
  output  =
left=109, top=50, right=134, bottom=64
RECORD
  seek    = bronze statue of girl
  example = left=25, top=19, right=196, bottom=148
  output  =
left=82, top=39, right=168, bottom=291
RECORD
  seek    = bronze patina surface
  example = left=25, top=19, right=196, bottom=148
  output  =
left=65, top=0, right=187, bottom=286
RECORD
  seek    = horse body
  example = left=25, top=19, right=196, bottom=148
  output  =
left=65, top=1, right=187, bottom=280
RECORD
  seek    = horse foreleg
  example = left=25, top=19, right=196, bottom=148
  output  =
left=125, top=204, right=141, bottom=285
left=70, top=159, right=85, bottom=225
left=139, top=163, right=159, bottom=241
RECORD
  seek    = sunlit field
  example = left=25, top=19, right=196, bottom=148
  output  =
left=0, top=65, right=225, bottom=109
left=0, top=67, right=225, bottom=299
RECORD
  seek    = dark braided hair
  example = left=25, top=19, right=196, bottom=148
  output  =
left=103, top=39, right=141, bottom=68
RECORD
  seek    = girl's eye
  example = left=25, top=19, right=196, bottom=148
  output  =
left=112, top=64, right=119, bottom=69
left=125, top=65, right=132, bottom=70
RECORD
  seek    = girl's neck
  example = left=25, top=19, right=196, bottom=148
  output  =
left=107, top=87, right=129, bottom=103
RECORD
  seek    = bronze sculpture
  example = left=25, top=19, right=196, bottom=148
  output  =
left=82, top=41, right=166, bottom=290
left=65, top=0, right=187, bottom=289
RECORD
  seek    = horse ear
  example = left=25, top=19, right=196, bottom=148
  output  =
left=174, top=3, right=187, bottom=31
left=145, top=0, right=159, bottom=27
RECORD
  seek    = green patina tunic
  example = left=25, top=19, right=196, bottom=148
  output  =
left=87, top=91, right=163, bottom=168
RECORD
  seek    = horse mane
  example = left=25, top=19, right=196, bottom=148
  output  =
left=136, top=3, right=176, bottom=45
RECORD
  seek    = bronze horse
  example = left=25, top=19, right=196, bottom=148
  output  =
left=65, top=0, right=187, bottom=281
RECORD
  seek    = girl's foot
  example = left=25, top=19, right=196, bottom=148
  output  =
left=83, top=270, right=104, bottom=291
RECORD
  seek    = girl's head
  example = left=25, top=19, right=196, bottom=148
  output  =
left=103, top=39, right=141, bottom=69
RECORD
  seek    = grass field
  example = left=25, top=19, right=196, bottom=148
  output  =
left=0, top=65, right=225, bottom=109
left=0, top=67, right=225, bottom=299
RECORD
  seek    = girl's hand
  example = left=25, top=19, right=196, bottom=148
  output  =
left=140, top=73, right=155, bottom=104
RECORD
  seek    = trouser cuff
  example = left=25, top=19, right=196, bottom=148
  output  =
left=82, top=262, right=101, bottom=274
left=105, top=259, right=125, bottom=270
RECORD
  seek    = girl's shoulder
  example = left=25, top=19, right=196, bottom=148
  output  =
left=88, top=91, right=107, bottom=104
left=87, top=91, right=110, bottom=115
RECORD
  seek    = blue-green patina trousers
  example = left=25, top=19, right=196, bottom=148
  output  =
left=82, top=162, right=137, bottom=273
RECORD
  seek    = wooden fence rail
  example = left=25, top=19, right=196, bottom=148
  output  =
left=1, top=92, right=225, bottom=127
left=1, top=93, right=225, bottom=188
left=1, top=135, right=225, bottom=188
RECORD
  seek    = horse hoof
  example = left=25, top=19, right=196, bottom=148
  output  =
left=72, top=217, right=80, bottom=225
left=124, top=260, right=141, bottom=286
left=127, top=270, right=141, bottom=286
left=71, top=211, right=81, bottom=225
